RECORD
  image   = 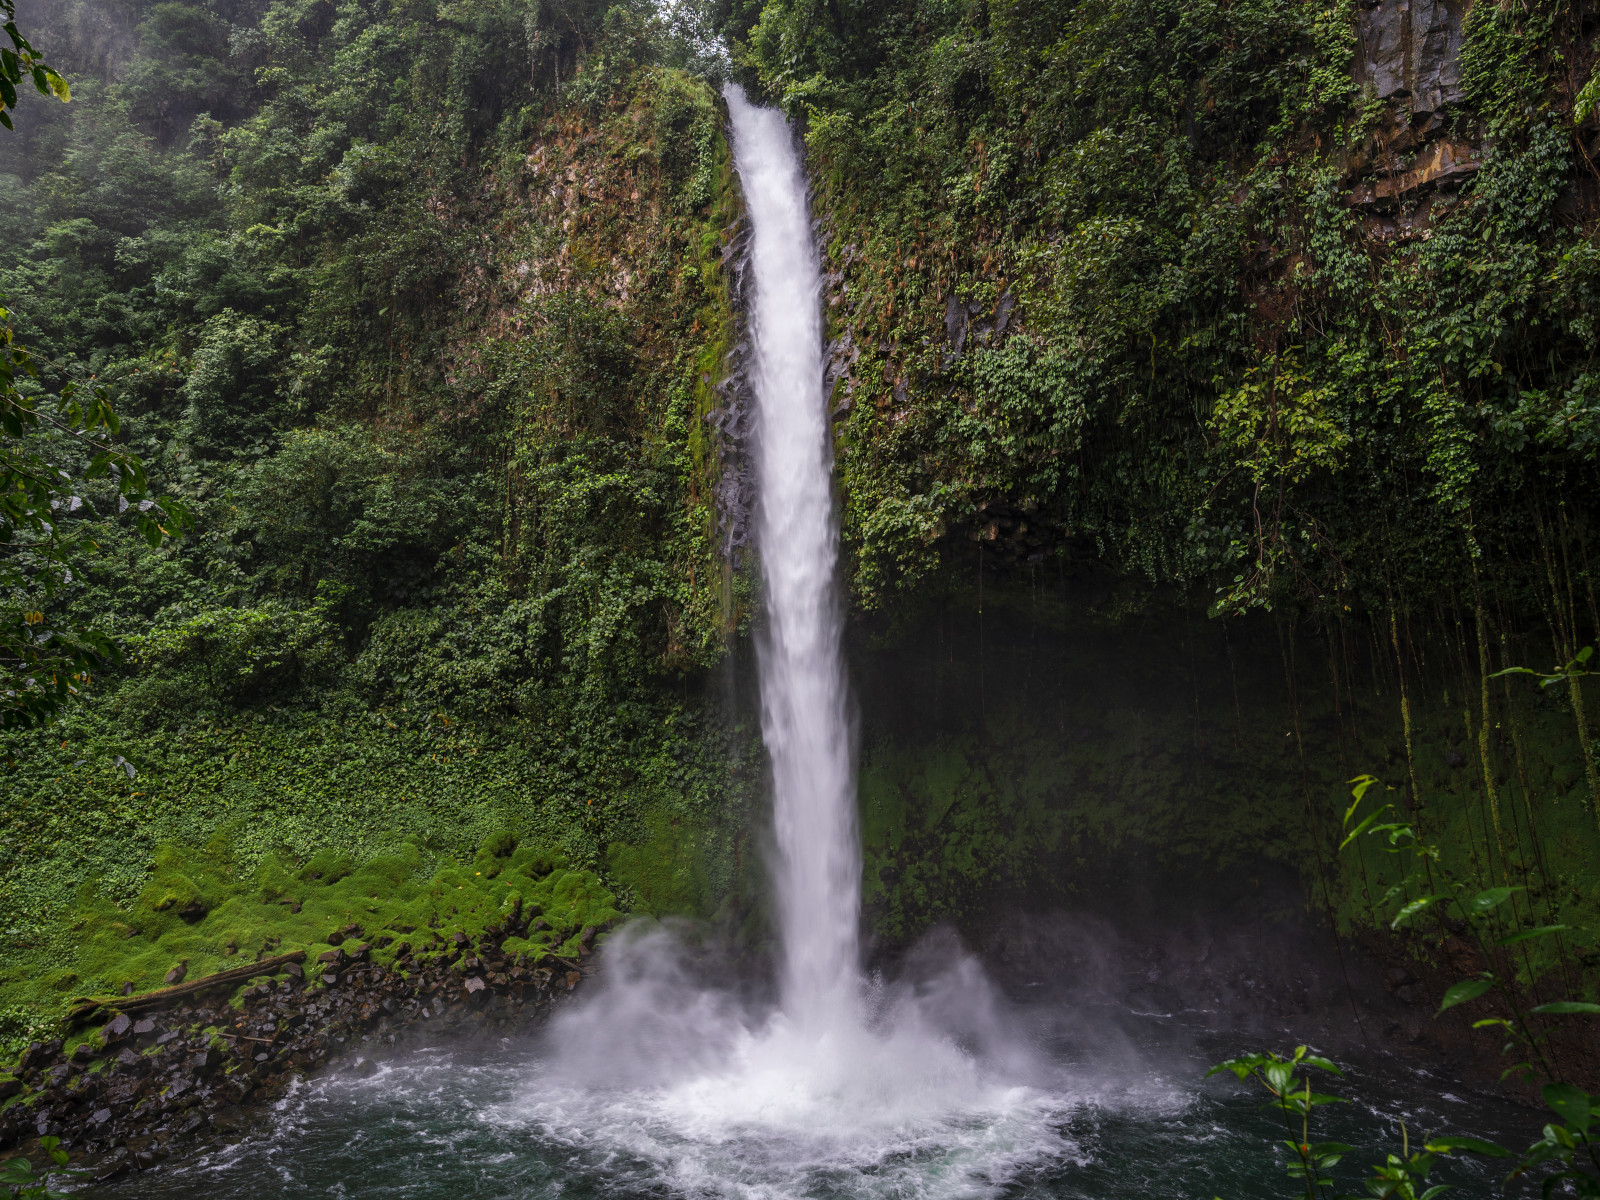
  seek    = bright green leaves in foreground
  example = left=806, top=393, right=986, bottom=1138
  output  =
left=0, top=1136, right=81, bottom=1199
left=1210, top=1044, right=1512, bottom=1199
left=1209, top=1046, right=1351, bottom=1197
left=0, top=0, right=68, bottom=134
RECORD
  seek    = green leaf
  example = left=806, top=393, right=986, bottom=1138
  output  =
left=1425, top=1136, right=1511, bottom=1157
left=1310, top=1141, right=1354, bottom=1156
left=1543, top=1083, right=1594, bottom=1132
left=1262, top=1061, right=1295, bottom=1095
left=1439, top=979, right=1493, bottom=1012
left=1533, top=1001, right=1600, bottom=1015
left=1340, top=804, right=1390, bottom=850
left=1206, top=1054, right=1268, bottom=1080
left=1467, top=886, right=1518, bottom=915
left=1392, top=895, right=1444, bottom=928
left=1346, top=774, right=1380, bottom=815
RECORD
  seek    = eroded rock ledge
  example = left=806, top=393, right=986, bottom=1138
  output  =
left=0, top=928, right=594, bottom=1183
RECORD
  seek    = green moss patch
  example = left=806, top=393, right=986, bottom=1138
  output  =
left=0, top=831, right=622, bottom=1054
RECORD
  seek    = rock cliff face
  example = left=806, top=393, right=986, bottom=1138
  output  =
left=1358, top=0, right=1470, bottom=114
left=1346, top=0, right=1482, bottom=224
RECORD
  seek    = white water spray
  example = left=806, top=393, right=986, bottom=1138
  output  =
left=728, top=82, right=861, bottom=1032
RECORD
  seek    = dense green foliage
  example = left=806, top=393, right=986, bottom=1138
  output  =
left=729, top=0, right=1600, bottom=625
left=0, top=0, right=759, bottom=1038
left=1, top=0, right=1599, bottom=1073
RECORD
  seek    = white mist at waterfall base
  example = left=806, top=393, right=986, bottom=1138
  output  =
left=528, top=924, right=1149, bottom=1200
left=520, top=85, right=1144, bottom=1199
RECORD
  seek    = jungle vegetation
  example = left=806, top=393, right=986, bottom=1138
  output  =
left=0, top=0, right=1597, bottom=1072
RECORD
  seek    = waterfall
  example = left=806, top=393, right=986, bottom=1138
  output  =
left=533, top=87, right=1076, bottom=1200
left=724, top=83, right=861, bottom=1031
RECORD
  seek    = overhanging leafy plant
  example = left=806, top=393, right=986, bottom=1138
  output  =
left=0, top=1136, right=85, bottom=1199
left=0, top=0, right=68, bottom=133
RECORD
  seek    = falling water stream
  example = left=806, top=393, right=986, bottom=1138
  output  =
left=733, top=80, right=861, bottom=1037
left=101, top=89, right=1538, bottom=1200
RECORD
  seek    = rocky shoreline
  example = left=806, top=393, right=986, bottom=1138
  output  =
left=0, top=923, right=595, bottom=1183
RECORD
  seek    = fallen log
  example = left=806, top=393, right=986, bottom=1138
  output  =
left=66, top=950, right=307, bottom=1027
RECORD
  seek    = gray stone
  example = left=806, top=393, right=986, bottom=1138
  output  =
left=210, top=1105, right=248, bottom=1132
left=1358, top=0, right=1468, bottom=114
